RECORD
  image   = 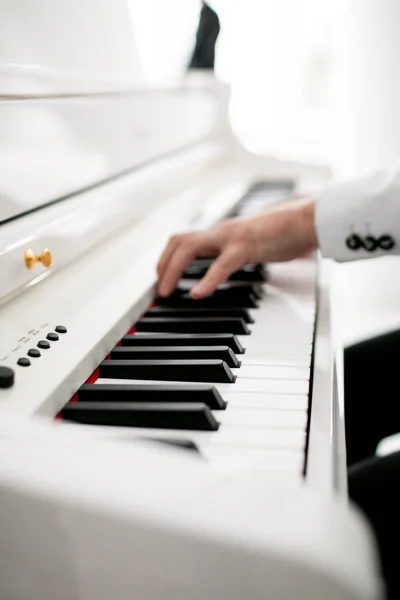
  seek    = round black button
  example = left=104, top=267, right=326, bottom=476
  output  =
left=47, top=332, right=59, bottom=342
left=55, top=325, right=67, bottom=334
left=28, top=348, right=41, bottom=358
left=37, top=340, right=50, bottom=350
left=346, top=234, right=363, bottom=250
left=17, top=357, right=31, bottom=367
left=378, top=235, right=395, bottom=250
left=363, top=235, right=379, bottom=252
left=0, top=366, right=15, bottom=388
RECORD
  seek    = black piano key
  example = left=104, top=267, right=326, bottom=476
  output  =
left=136, top=317, right=250, bottom=335
left=144, top=307, right=254, bottom=324
left=145, top=438, right=201, bottom=453
left=188, top=258, right=265, bottom=271
left=191, top=284, right=260, bottom=300
left=62, top=401, right=219, bottom=431
left=99, top=359, right=236, bottom=383
left=248, top=285, right=264, bottom=299
left=182, top=263, right=267, bottom=282
left=156, top=288, right=259, bottom=309
left=228, top=266, right=267, bottom=282
left=79, top=383, right=227, bottom=409
left=110, top=346, right=240, bottom=368
left=121, top=334, right=245, bottom=354
left=227, top=180, right=295, bottom=218
left=188, top=258, right=214, bottom=268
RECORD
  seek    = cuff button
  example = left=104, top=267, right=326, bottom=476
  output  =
left=378, top=235, right=395, bottom=250
left=364, top=235, right=379, bottom=252
left=346, top=234, right=363, bottom=250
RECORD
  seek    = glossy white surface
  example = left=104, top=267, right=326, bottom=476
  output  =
left=0, top=412, right=382, bottom=600
left=0, top=83, right=223, bottom=224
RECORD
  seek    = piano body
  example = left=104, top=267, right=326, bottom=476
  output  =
left=0, top=1, right=383, bottom=599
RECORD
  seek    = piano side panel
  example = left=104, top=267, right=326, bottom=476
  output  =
left=0, top=414, right=382, bottom=600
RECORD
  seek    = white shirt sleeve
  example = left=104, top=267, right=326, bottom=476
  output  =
left=315, top=162, right=400, bottom=261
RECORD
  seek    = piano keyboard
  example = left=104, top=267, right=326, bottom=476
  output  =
left=48, top=180, right=315, bottom=476
left=60, top=256, right=316, bottom=476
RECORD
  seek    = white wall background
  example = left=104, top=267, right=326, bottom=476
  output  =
left=3, top=0, right=400, bottom=182
left=130, top=0, right=400, bottom=180
left=129, top=0, right=350, bottom=174
left=213, top=1, right=349, bottom=167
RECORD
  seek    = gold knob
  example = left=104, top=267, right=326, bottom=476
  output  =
left=25, top=248, right=52, bottom=270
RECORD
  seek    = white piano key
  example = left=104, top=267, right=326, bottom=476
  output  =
left=201, top=447, right=304, bottom=473
left=216, top=378, right=309, bottom=395
left=237, top=336, right=313, bottom=355
left=231, top=364, right=309, bottom=380
left=223, top=392, right=309, bottom=410
left=241, top=353, right=312, bottom=367
left=96, top=377, right=309, bottom=395
left=88, top=423, right=306, bottom=450
left=244, top=300, right=316, bottom=345
left=248, top=306, right=315, bottom=325
left=172, top=425, right=306, bottom=451
left=74, top=422, right=304, bottom=475
left=217, top=408, right=307, bottom=428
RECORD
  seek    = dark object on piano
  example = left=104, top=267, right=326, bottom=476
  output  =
left=62, top=401, right=220, bottom=431
left=17, top=358, right=31, bottom=367
left=0, top=366, right=15, bottom=388
left=344, top=328, right=400, bottom=466
left=188, top=2, right=220, bottom=71
left=349, top=451, right=400, bottom=600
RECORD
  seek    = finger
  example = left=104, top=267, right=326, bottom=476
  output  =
left=157, top=235, right=181, bottom=279
left=190, top=245, right=245, bottom=299
left=158, top=231, right=221, bottom=296
left=157, top=245, right=198, bottom=297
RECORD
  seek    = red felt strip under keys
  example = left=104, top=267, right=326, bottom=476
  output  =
left=56, top=319, right=141, bottom=419
left=56, top=294, right=159, bottom=420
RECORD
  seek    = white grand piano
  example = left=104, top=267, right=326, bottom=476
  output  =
left=0, top=1, right=384, bottom=599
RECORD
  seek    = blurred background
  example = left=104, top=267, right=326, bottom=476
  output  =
left=128, top=0, right=400, bottom=180
left=2, top=0, right=400, bottom=183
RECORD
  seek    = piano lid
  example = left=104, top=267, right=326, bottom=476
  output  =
left=0, top=0, right=204, bottom=225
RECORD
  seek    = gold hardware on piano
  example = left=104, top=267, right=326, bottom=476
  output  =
left=24, top=248, right=52, bottom=270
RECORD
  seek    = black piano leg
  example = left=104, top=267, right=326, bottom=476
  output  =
left=344, top=329, right=400, bottom=466
left=349, top=451, right=400, bottom=600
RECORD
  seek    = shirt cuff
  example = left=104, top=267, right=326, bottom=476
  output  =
left=315, top=168, right=400, bottom=262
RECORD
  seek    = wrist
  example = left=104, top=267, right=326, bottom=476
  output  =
left=298, top=196, right=318, bottom=253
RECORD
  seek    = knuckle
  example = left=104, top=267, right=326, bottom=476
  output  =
left=169, top=234, right=181, bottom=244
left=184, top=234, right=201, bottom=252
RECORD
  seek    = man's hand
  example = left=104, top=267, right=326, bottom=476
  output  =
left=157, top=196, right=318, bottom=299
